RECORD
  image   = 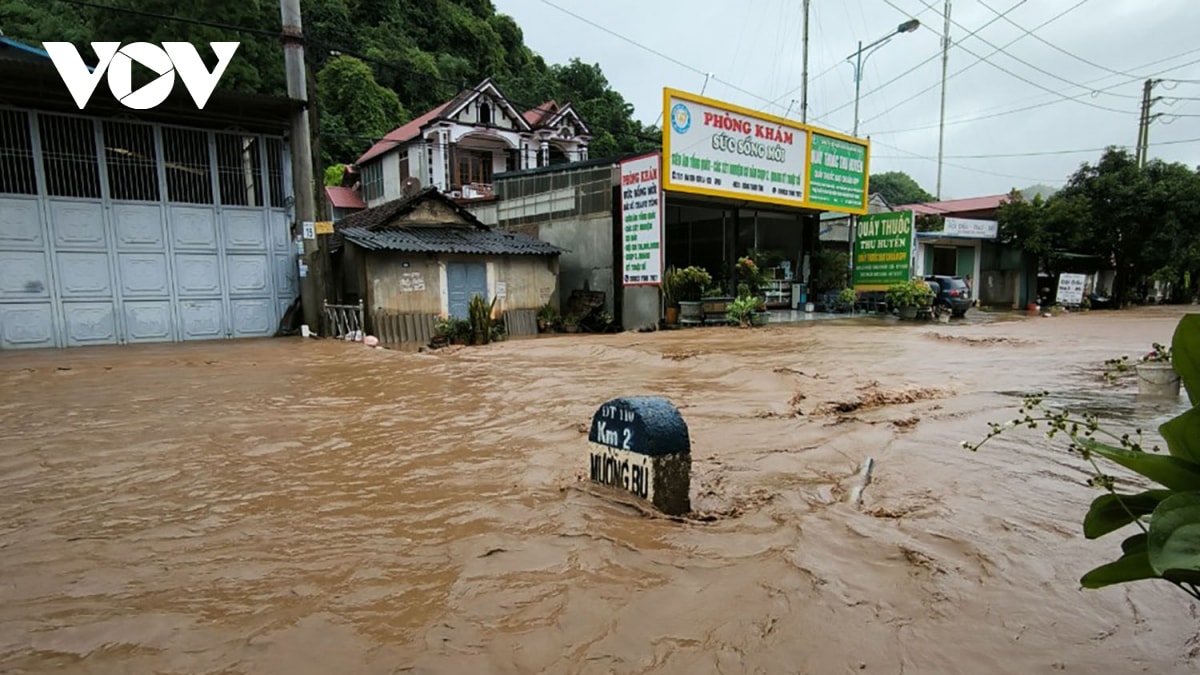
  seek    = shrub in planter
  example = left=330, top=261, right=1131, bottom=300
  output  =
left=726, top=294, right=759, bottom=327
left=677, top=266, right=712, bottom=302
left=1137, top=342, right=1180, bottom=397
left=837, top=287, right=857, bottom=312
left=887, top=279, right=935, bottom=319
left=434, top=316, right=471, bottom=345
left=468, top=294, right=498, bottom=345
left=537, top=303, right=559, bottom=332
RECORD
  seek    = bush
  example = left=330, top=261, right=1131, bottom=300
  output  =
left=677, top=266, right=713, bottom=302
left=435, top=316, right=471, bottom=344
left=812, top=248, right=849, bottom=295
left=726, top=294, right=759, bottom=326
left=886, top=279, right=935, bottom=308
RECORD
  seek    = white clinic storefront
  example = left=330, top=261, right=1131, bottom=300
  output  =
left=913, top=217, right=998, bottom=302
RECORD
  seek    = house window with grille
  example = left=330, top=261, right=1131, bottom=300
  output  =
left=39, top=114, right=101, bottom=199
left=0, top=109, right=36, bottom=195
left=215, top=133, right=263, bottom=207
left=361, top=162, right=383, bottom=201
left=103, top=121, right=159, bottom=202
left=163, top=127, right=214, bottom=204
left=456, top=150, right=493, bottom=188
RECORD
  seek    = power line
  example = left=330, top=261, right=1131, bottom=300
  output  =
left=861, top=0, right=1095, bottom=127
left=873, top=52, right=1200, bottom=135
left=888, top=0, right=1132, bottom=114
left=913, top=0, right=1138, bottom=99
left=50, top=0, right=279, bottom=38
left=533, top=0, right=783, bottom=113
left=872, top=135, right=1200, bottom=160
left=975, top=0, right=1139, bottom=80
left=819, top=0, right=1030, bottom=120
left=871, top=139, right=1067, bottom=182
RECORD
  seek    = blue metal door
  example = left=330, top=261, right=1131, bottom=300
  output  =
left=446, top=262, right=487, bottom=320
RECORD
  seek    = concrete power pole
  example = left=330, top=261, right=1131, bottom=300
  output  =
left=934, top=0, right=951, bottom=199
left=801, top=0, right=810, bottom=123
left=280, top=0, right=320, bottom=332
left=1135, top=78, right=1162, bottom=168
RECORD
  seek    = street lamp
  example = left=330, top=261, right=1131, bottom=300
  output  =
left=845, top=19, right=919, bottom=287
left=847, top=19, right=920, bottom=136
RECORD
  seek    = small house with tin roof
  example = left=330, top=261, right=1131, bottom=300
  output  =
left=332, top=188, right=565, bottom=335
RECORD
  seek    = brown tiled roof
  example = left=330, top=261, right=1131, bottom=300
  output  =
left=523, top=100, right=557, bottom=126
left=324, top=185, right=365, bottom=210
left=897, top=194, right=1009, bottom=217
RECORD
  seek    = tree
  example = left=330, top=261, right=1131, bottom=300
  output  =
left=869, top=171, right=935, bottom=206
left=316, top=56, right=408, bottom=166
left=997, top=147, right=1200, bottom=306
left=6, top=0, right=657, bottom=165
left=324, top=163, right=346, bottom=187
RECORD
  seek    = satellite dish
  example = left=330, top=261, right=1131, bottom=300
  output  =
left=401, top=176, right=422, bottom=197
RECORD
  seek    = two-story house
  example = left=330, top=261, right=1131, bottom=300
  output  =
left=353, top=78, right=591, bottom=208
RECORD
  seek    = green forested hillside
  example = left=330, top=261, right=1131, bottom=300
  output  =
left=0, top=0, right=660, bottom=165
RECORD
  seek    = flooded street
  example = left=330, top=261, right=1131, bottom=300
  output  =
left=1, top=307, right=1197, bottom=674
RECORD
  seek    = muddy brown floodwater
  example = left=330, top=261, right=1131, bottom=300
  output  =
left=1, top=307, right=1198, bottom=674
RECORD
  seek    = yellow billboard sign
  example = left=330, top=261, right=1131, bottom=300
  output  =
left=662, top=88, right=871, bottom=214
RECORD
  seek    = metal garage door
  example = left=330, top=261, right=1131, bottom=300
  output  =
left=0, top=109, right=298, bottom=349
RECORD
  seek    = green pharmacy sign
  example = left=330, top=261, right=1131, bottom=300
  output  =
left=853, top=211, right=914, bottom=291
left=808, top=133, right=868, bottom=211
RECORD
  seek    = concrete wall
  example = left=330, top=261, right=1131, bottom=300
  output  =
left=365, top=254, right=443, bottom=315
left=622, top=285, right=660, bottom=330
left=536, top=213, right=614, bottom=314
left=363, top=251, right=558, bottom=318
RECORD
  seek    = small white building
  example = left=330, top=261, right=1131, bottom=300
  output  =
left=353, top=78, right=591, bottom=207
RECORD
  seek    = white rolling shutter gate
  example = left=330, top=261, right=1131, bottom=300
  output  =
left=0, top=108, right=298, bottom=349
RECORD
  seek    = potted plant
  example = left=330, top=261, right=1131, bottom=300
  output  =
left=677, top=266, right=712, bottom=325
left=468, top=294, right=498, bottom=345
left=886, top=279, right=935, bottom=320
left=661, top=267, right=680, bottom=325
left=751, top=296, right=770, bottom=326
left=537, top=303, right=558, bottom=333
left=562, top=314, right=580, bottom=333
left=735, top=256, right=768, bottom=296
left=1136, top=342, right=1179, bottom=397
left=836, top=287, right=857, bottom=313
left=725, top=294, right=758, bottom=328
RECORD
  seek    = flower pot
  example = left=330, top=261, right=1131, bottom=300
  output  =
left=1136, top=362, right=1180, bottom=397
left=679, top=300, right=704, bottom=325
left=937, top=312, right=951, bottom=324
left=751, top=311, right=770, bottom=327
left=537, top=318, right=547, bottom=332
left=563, top=325, right=579, bottom=334
left=664, top=306, right=679, bottom=325
left=898, top=306, right=919, bottom=321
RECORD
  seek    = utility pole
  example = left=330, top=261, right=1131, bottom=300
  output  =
left=801, top=0, right=810, bottom=123
left=280, top=0, right=320, bottom=332
left=935, top=0, right=952, bottom=199
left=1136, top=78, right=1162, bottom=168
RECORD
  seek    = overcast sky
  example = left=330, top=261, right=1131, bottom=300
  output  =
left=493, top=0, right=1200, bottom=200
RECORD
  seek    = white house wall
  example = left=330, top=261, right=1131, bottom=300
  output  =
left=380, top=150, right=401, bottom=203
